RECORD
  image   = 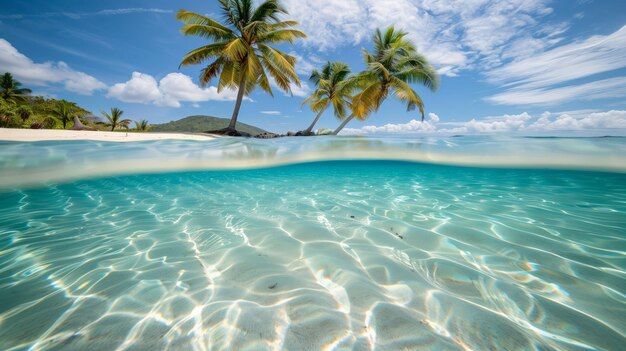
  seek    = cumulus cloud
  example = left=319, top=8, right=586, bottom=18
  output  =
left=282, top=0, right=558, bottom=76
left=341, top=110, right=626, bottom=135
left=288, top=81, right=311, bottom=98
left=528, top=110, right=626, bottom=130
left=343, top=113, right=440, bottom=135
left=0, top=38, right=107, bottom=95
left=107, top=72, right=240, bottom=107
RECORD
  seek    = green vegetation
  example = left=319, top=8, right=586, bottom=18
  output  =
left=103, top=107, right=132, bottom=131
left=175, top=2, right=438, bottom=136
left=0, top=71, right=268, bottom=134
left=151, top=115, right=267, bottom=135
left=301, top=62, right=358, bottom=135
left=0, top=79, right=92, bottom=129
left=331, top=27, right=439, bottom=135
left=1, top=73, right=32, bottom=103
left=176, top=0, right=306, bottom=134
left=50, top=100, right=77, bottom=129
left=134, top=119, right=150, bottom=132
left=2, top=2, right=439, bottom=138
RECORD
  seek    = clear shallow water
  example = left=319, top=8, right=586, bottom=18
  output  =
left=0, top=136, right=625, bottom=350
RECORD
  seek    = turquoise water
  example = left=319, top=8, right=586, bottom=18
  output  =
left=0, top=136, right=625, bottom=350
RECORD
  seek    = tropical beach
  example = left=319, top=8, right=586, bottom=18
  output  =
left=1, top=0, right=626, bottom=350
left=0, top=129, right=217, bottom=142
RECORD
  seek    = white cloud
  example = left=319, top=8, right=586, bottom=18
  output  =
left=282, top=0, right=558, bottom=76
left=290, top=51, right=323, bottom=76
left=528, top=110, right=626, bottom=130
left=107, top=72, right=161, bottom=104
left=486, top=77, right=626, bottom=106
left=260, top=111, right=281, bottom=115
left=429, top=112, right=440, bottom=123
left=107, top=72, right=240, bottom=107
left=486, top=25, right=626, bottom=89
left=485, top=25, right=626, bottom=106
left=289, top=81, right=311, bottom=97
left=341, top=110, right=626, bottom=135
left=0, top=38, right=107, bottom=95
left=343, top=112, right=440, bottom=135
left=451, top=113, right=532, bottom=133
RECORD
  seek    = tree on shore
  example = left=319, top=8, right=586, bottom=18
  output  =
left=103, top=107, right=131, bottom=131
left=333, top=27, right=439, bottom=135
left=134, top=119, right=150, bottom=131
left=0, top=72, right=32, bottom=103
left=15, top=105, right=33, bottom=123
left=176, top=0, right=306, bottom=135
left=50, top=100, right=77, bottom=129
left=301, top=62, right=358, bottom=136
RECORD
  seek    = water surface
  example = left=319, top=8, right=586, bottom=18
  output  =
left=0, top=136, right=625, bottom=350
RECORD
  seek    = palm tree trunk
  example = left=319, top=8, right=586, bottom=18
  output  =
left=228, top=75, right=247, bottom=130
left=332, top=114, right=355, bottom=135
left=303, top=110, right=325, bottom=135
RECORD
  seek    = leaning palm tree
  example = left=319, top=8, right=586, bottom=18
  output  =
left=49, top=100, right=75, bottom=129
left=300, top=61, right=358, bottom=135
left=332, top=27, right=439, bottom=135
left=103, top=107, right=131, bottom=131
left=176, top=0, right=306, bottom=134
left=134, top=119, right=150, bottom=131
left=0, top=72, right=32, bottom=103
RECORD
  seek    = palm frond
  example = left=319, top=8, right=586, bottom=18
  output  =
left=251, top=0, right=285, bottom=23
left=223, top=38, right=250, bottom=61
left=257, top=69, right=273, bottom=96
left=200, top=57, right=227, bottom=86
left=180, top=42, right=229, bottom=67
left=258, top=44, right=299, bottom=83
left=258, top=29, right=307, bottom=44
left=390, top=77, right=425, bottom=119
left=180, top=23, right=236, bottom=41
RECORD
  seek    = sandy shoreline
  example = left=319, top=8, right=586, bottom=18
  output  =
left=0, top=128, right=218, bottom=142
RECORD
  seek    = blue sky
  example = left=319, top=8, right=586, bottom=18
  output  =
left=1, top=0, right=625, bottom=134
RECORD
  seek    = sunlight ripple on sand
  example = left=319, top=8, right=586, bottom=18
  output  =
left=0, top=157, right=625, bottom=350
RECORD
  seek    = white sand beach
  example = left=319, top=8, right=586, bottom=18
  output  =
left=0, top=128, right=217, bottom=142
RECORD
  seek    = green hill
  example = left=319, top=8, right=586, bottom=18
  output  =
left=151, top=115, right=267, bottom=135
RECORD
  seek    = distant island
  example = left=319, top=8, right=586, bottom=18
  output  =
left=151, top=115, right=266, bottom=136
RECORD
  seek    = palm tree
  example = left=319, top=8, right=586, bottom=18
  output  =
left=0, top=72, right=32, bottom=103
left=134, top=119, right=150, bottom=131
left=0, top=99, right=17, bottom=127
left=332, top=27, right=439, bottom=135
left=119, top=120, right=132, bottom=129
left=49, top=100, right=76, bottom=129
left=176, top=0, right=306, bottom=134
left=15, top=105, right=33, bottom=122
left=300, top=62, right=358, bottom=135
left=103, top=107, right=131, bottom=131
